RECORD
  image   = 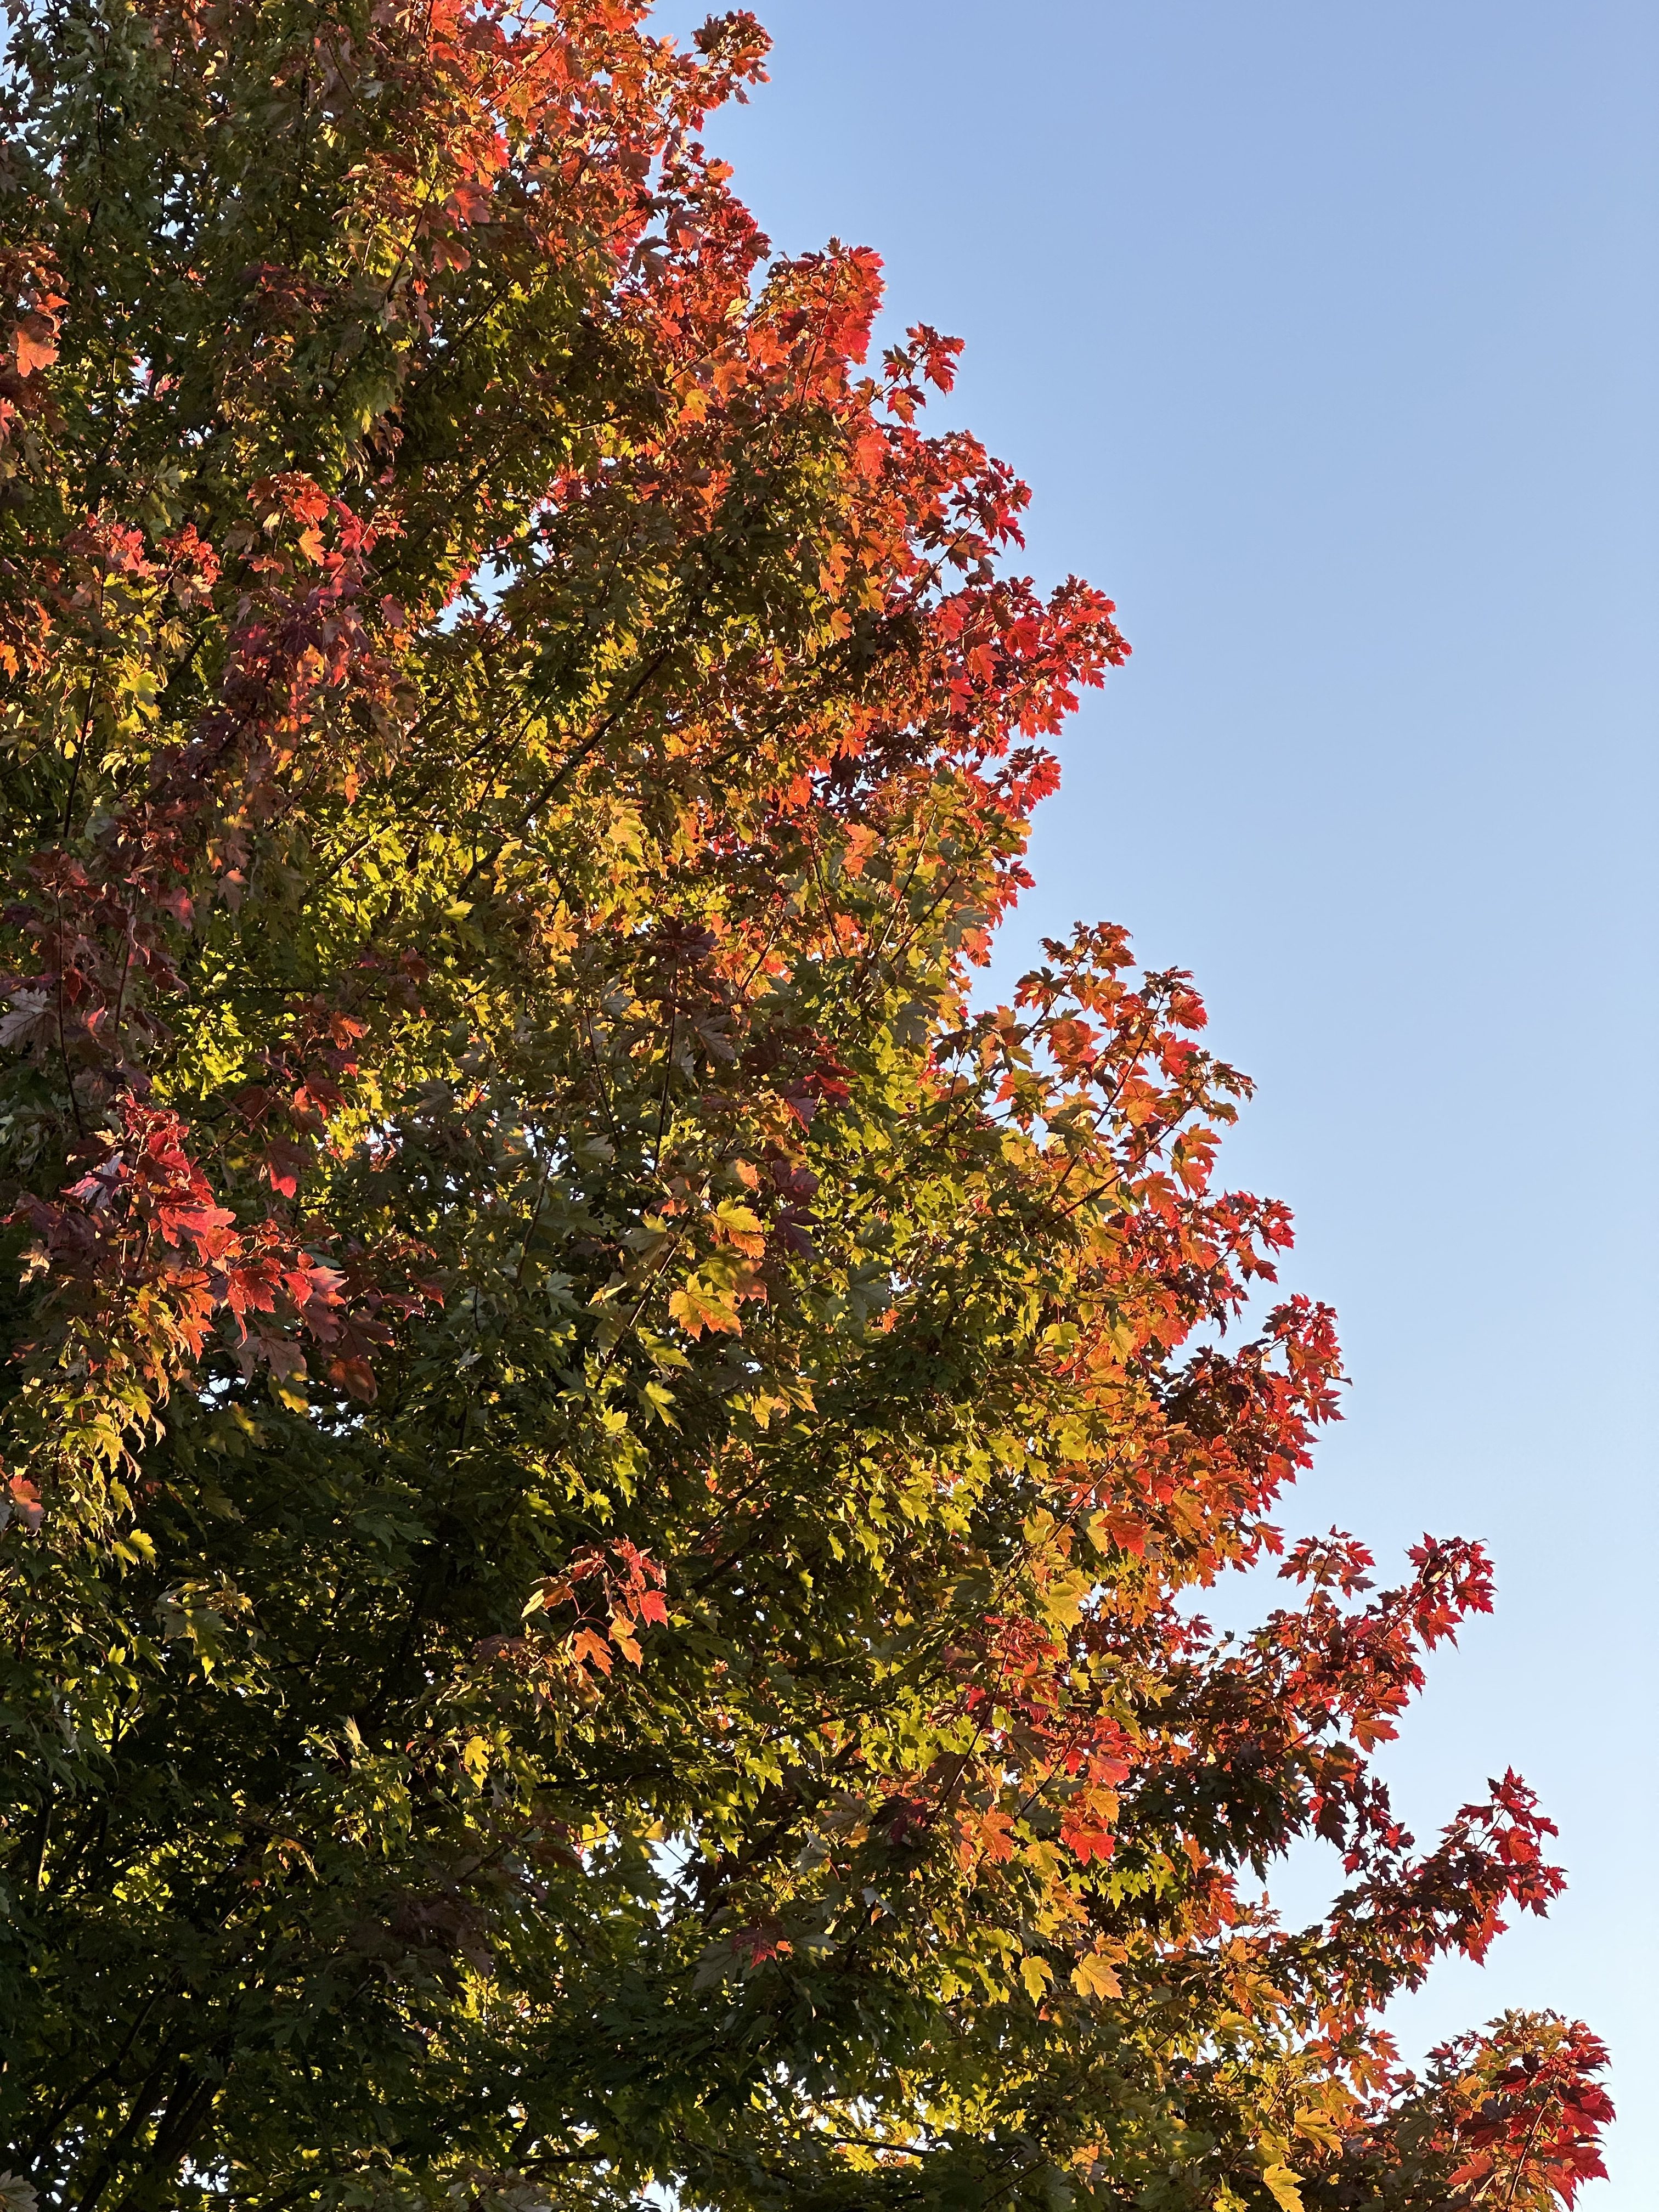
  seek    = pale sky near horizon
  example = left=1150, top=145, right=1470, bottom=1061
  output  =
left=648, top=2, right=1658, bottom=2199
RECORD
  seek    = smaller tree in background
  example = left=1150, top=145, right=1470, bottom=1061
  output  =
left=0, top=4, right=1612, bottom=2208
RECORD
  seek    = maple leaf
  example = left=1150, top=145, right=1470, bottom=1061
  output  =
left=13, top=312, right=58, bottom=377
left=571, top=1628, right=613, bottom=1677
left=1070, top=1953, right=1121, bottom=2001
left=668, top=1281, right=742, bottom=1338
left=1019, top=1955, right=1054, bottom=2005
left=262, top=1140, right=311, bottom=1198
left=324, top=1355, right=376, bottom=1402
left=0, top=992, right=53, bottom=1049
left=1261, top=2162, right=1305, bottom=2212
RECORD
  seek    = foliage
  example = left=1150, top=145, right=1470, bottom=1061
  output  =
left=0, top=4, right=1611, bottom=2208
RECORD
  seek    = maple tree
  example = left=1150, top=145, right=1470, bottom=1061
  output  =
left=0, top=4, right=1613, bottom=2210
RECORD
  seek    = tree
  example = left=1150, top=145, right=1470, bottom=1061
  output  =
left=0, top=5, right=1612, bottom=2209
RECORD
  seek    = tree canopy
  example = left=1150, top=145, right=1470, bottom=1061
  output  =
left=0, top=5, right=1612, bottom=2209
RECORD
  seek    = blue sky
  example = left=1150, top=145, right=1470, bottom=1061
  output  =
left=650, top=3, right=1658, bottom=2198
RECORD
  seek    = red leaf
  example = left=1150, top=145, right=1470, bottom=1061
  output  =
left=325, top=1354, right=377, bottom=1402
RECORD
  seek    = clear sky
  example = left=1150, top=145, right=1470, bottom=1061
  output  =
left=649, top=3, right=1658, bottom=2198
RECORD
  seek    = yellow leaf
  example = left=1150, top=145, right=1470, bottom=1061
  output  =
left=713, top=1199, right=766, bottom=1256
left=668, top=1283, right=741, bottom=1339
left=1261, top=2164, right=1304, bottom=2212
left=1292, top=2109, right=1345, bottom=2154
left=1022, top=1507, right=1059, bottom=1548
left=1019, top=1954, right=1054, bottom=2004
left=1070, top=1952, right=1122, bottom=2001
left=1040, top=1566, right=1093, bottom=1630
